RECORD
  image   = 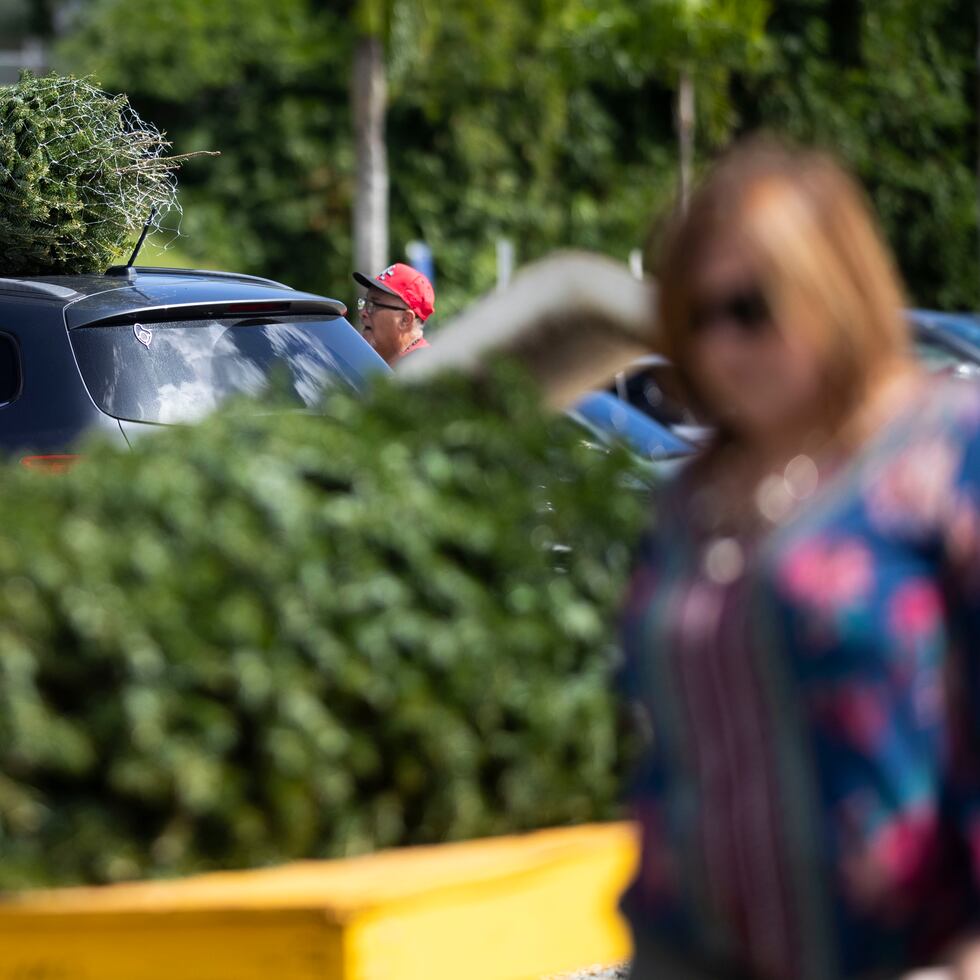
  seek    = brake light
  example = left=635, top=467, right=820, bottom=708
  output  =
left=223, top=303, right=290, bottom=315
left=19, top=454, right=83, bottom=473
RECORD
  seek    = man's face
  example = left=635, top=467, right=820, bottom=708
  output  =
left=359, top=287, right=413, bottom=364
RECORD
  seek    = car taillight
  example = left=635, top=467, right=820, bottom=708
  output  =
left=19, top=454, right=83, bottom=473
left=223, top=303, right=290, bottom=315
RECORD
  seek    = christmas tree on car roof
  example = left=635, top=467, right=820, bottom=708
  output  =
left=0, top=72, right=190, bottom=277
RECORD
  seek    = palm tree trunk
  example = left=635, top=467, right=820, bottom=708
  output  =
left=352, top=34, right=388, bottom=274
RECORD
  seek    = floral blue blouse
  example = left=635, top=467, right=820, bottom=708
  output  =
left=620, top=380, right=980, bottom=979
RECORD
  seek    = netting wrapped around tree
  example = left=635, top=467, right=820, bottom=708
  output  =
left=0, top=72, right=181, bottom=277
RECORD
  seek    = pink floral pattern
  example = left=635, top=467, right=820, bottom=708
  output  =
left=840, top=804, right=940, bottom=920
left=889, top=579, right=943, bottom=641
left=780, top=538, right=874, bottom=612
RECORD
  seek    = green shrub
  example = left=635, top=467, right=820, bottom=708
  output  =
left=0, top=366, right=647, bottom=887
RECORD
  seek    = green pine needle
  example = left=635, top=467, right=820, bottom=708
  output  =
left=0, top=72, right=180, bottom=276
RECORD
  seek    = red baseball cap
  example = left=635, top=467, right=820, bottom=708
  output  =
left=353, top=263, right=435, bottom=322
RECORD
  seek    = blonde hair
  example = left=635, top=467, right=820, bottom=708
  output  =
left=657, top=138, right=910, bottom=434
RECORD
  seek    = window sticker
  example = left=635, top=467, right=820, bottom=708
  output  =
left=133, top=322, right=152, bottom=348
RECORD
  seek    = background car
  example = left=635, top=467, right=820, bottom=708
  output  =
left=608, top=353, right=710, bottom=447
left=0, top=266, right=390, bottom=467
left=908, top=309, right=980, bottom=377
left=568, top=390, right=697, bottom=483
left=569, top=390, right=694, bottom=457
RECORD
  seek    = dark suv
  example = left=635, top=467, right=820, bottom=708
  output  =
left=0, top=266, right=389, bottom=466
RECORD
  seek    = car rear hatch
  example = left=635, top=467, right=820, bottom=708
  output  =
left=65, top=284, right=390, bottom=426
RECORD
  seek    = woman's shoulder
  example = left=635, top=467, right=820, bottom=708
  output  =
left=869, top=375, right=980, bottom=462
left=926, top=377, right=980, bottom=485
left=852, top=377, right=980, bottom=537
left=899, top=376, right=980, bottom=467
left=925, top=375, right=980, bottom=430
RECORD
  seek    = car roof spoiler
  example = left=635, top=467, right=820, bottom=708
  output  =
left=67, top=296, right=348, bottom=329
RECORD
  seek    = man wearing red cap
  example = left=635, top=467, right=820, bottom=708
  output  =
left=353, top=263, right=435, bottom=366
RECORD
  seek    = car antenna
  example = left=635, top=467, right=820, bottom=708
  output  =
left=106, top=207, right=158, bottom=282
left=126, top=206, right=158, bottom=268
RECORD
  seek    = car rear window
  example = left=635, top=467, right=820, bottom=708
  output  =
left=70, top=317, right=378, bottom=424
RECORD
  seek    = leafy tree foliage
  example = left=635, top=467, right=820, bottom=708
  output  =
left=557, top=0, right=772, bottom=175
left=737, top=0, right=980, bottom=309
left=58, top=0, right=980, bottom=311
left=59, top=0, right=352, bottom=291
left=58, top=0, right=680, bottom=314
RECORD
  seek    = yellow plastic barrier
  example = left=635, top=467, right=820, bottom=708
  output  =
left=0, top=821, right=637, bottom=980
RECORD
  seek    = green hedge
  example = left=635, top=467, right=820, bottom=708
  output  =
left=0, top=366, right=647, bottom=887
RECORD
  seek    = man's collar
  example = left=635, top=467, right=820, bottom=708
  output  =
left=400, top=334, right=430, bottom=357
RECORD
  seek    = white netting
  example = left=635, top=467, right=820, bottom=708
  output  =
left=0, top=73, right=197, bottom=276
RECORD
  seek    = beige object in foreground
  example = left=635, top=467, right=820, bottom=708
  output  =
left=398, top=251, right=657, bottom=409
left=0, top=822, right=637, bottom=980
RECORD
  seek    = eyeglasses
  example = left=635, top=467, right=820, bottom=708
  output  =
left=690, top=288, right=772, bottom=336
left=357, top=297, right=410, bottom=314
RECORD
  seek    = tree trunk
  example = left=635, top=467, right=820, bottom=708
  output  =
left=677, top=68, right=695, bottom=212
left=351, top=34, right=388, bottom=275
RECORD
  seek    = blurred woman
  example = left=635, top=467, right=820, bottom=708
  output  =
left=619, top=140, right=980, bottom=979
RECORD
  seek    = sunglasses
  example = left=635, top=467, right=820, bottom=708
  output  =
left=690, top=288, right=772, bottom=335
left=357, top=297, right=410, bottom=314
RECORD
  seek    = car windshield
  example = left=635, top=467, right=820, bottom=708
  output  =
left=926, top=315, right=980, bottom=351
left=914, top=336, right=972, bottom=374
left=70, top=317, right=378, bottom=424
left=613, top=360, right=706, bottom=429
left=571, top=391, right=694, bottom=460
